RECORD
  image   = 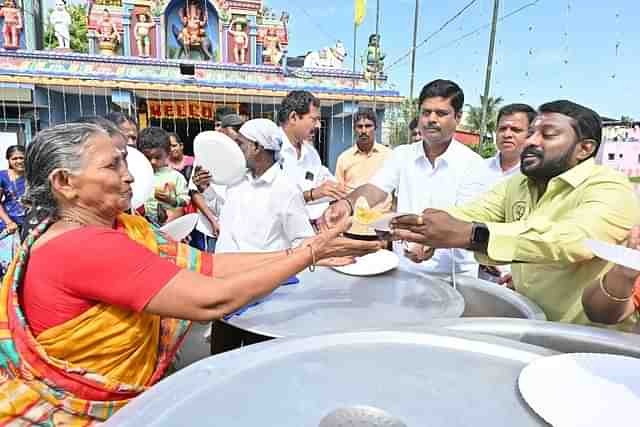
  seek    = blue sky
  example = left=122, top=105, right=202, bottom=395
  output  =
left=268, top=0, right=640, bottom=120
left=52, top=0, right=640, bottom=119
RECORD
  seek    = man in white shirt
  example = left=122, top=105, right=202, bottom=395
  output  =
left=480, top=103, right=536, bottom=283
left=485, top=103, right=537, bottom=187
left=323, top=79, right=492, bottom=276
left=278, top=90, right=348, bottom=220
left=216, top=118, right=315, bottom=253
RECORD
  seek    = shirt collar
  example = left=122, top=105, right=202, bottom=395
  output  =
left=491, top=153, right=520, bottom=173
left=280, top=127, right=310, bottom=159
left=553, top=158, right=597, bottom=188
left=251, top=163, right=280, bottom=185
left=353, top=142, right=380, bottom=155
left=413, top=139, right=460, bottom=164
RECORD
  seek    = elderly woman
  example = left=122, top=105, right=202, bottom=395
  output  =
left=582, top=226, right=640, bottom=327
left=0, top=123, right=382, bottom=425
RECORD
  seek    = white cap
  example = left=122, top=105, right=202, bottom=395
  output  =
left=239, top=119, right=283, bottom=153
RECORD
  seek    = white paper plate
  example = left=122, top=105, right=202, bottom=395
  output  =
left=127, top=146, right=154, bottom=210
left=332, top=249, right=400, bottom=276
left=193, top=131, right=247, bottom=186
left=585, top=239, right=640, bottom=272
left=306, top=196, right=334, bottom=206
left=159, top=213, right=199, bottom=241
left=519, top=353, right=640, bottom=427
left=369, top=212, right=413, bottom=232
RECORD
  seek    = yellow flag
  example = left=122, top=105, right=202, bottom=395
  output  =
left=355, top=0, right=367, bottom=26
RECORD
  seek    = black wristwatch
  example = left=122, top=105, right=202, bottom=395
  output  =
left=469, top=222, right=490, bottom=252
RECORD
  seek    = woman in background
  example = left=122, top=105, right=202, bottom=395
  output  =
left=0, top=145, right=25, bottom=275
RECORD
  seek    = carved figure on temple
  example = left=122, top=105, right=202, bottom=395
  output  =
left=304, top=41, right=347, bottom=69
left=134, top=12, right=155, bottom=57
left=49, top=0, right=71, bottom=49
left=262, top=27, right=282, bottom=66
left=171, top=2, right=215, bottom=61
left=0, top=0, right=22, bottom=50
left=227, top=18, right=248, bottom=64
left=362, top=33, right=386, bottom=79
left=97, top=9, right=120, bottom=55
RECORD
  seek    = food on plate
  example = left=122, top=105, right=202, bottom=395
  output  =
left=353, top=197, right=384, bottom=225
left=348, top=197, right=381, bottom=238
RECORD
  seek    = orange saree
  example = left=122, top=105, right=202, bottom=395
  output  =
left=0, top=214, right=212, bottom=426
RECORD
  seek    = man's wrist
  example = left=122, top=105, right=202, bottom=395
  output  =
left=468, top=222, right=490, bottom=252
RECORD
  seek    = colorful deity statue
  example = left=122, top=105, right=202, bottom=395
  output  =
left=134, top=12, right=155, bottom=57
left=49, top=0, right=71, bottom=49
left=172, top=1, right=214, bottom=61
left=262, top=27, right=282, bottom=66
left=0, top=0, right=22, bottom=50
left=362, top=34, right=386, bottom=79
left=97, top=9, right=120, bottom=55
left=228, top=18, right=248, bottom=64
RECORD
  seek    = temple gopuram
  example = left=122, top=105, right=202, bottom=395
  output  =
left=0, top=0, right=401, bottom=169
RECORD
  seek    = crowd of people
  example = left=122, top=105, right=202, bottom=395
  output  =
left=0, top=82, right=638, bottom=424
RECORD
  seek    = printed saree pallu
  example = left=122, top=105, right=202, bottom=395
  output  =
left=0, top=214, right=212, bottom=426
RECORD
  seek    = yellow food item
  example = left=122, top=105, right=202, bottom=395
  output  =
left=353, top=197, right=384, bottom=225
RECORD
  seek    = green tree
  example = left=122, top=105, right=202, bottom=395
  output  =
left=464, top=95, right=503, bottom=159
left=385, top=97, right=417, bottom=147
left=464, top=95, right=503, bottom=136
left=43, top=4, right=89, bottom=53
left=621, top=115, right=634, bottom=125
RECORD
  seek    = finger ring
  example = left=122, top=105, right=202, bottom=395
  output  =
left=416, top=216, right=424, bottom=226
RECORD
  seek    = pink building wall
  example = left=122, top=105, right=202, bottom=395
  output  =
left=597, top=140, right=640, bottom=177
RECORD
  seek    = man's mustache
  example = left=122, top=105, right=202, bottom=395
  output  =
left=521, top=145, right=543, bottom=159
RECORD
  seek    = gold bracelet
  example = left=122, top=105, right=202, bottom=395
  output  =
left=308, top=245, right=316, bottom=272
left=599, top=275, right=633, bottom=302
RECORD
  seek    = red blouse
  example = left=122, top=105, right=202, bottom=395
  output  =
left=20, top=226, right=182, bottom=336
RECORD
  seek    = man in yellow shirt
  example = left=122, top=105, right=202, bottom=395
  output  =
left=390, top=100, right=639, bottom=328
left=335, top=108, right=392, bottom=212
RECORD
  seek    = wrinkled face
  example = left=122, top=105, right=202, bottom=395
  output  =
left=69, top=133, right=134, bottom=217
left=418, top=96, right=461, bottom=145
left=8, top=151, right=24, bottom=172
left=496, top=112, right=531, bottom=158
left=142, top=147, right=169, bottom=172
left=289, top=104, right=321, bottom=144
left=169, top=135, right=184, bottom=159
left=118, top=121, right=138, bottom=147
left=521, top=112, right=590, bottom=180
left=354, top=117, right=376, bottom=151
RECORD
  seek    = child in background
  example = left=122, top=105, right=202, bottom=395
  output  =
left=138, top=127, right=190, bottom=225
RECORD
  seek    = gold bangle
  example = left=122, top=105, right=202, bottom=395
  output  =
left=308, top=245, right=316, bottom=272
left=599, top=275, right=633, bottom=302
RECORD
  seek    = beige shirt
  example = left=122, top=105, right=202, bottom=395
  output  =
left=336, top=142, right=392, bottom=212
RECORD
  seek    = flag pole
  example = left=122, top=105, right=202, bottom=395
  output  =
left=373, top=0, right=381, bottom=111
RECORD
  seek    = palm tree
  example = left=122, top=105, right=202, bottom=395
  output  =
left=464, top=95, right=503, bottom=137
left=44, top=3, right=89, bottom=53
left=463, top=95, right=503, bottom=159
